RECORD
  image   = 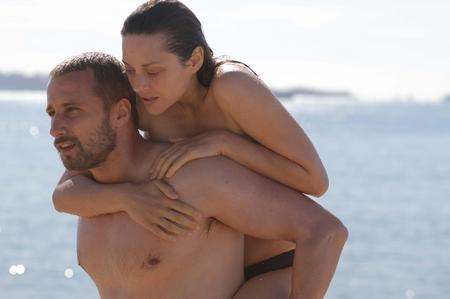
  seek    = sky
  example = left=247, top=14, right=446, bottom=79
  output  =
left=1, top=0, right=449, bottom=101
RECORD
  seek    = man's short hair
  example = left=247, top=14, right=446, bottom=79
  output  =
left=50, top=52, right=138, bottom=126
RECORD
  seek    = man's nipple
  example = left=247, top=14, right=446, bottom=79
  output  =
left=141, top=253, right=161, bottom=270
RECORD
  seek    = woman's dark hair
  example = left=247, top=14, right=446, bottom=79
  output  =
left=121, top=0, right=255, bottom=87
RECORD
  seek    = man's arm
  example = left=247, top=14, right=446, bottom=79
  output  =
left=52, top=170, right=126, bottom=217
left=52, top=171, right=202, bottom=240
left=168, top=156, right=348, bottom=299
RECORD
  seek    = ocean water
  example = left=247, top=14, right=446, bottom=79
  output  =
left=0, top=94, right=449, bottom=299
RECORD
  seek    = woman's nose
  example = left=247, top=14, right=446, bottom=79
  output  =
left=133, top=74, right=152, bottom=94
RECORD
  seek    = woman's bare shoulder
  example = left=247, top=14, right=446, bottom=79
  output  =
left=213, top=61, right=258, bottom=88
left=211, top=62, right=264, bottom=108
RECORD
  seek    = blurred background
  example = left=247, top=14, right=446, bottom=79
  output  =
left=1, top=0, right=449, bottom=298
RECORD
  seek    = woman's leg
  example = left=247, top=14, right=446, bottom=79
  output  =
left=233, top=267, right=292, bottom=299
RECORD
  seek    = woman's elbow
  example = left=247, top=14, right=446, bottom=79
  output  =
left=302, top=171, right=328, bottom=198
left=313, top=174, right=329, bottom=197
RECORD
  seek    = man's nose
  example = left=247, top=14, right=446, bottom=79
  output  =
left=50, top=116, right=66, bottom=138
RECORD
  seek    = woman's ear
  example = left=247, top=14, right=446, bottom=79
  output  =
left=110, top=98, right=132, bottom=128
left=187, top=46, right=205, bottom=73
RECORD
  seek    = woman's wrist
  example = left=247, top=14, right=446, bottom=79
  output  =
left=218, top=130, right=239, bottom=157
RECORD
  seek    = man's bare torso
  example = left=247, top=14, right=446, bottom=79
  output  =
left=76, top=144, right=244, bottom=299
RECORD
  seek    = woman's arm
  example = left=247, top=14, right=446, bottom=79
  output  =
left=148, top=65, right=328, bottom=197
left=210, top=66, right=329, bottom=197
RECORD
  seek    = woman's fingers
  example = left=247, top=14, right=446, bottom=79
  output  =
left=150, top=139, right=193, bottom=177
left=149, top=146, right=176, bottom=178
left=165, top=150, right=198, bottom=178
left=153, top=179, right=179, bottom=199
left=150, top=144, right=184, bottom=179
left=156, top=149, right=188, bottom=179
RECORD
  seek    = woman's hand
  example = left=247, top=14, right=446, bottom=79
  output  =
left=122, top=179, right=203, bottom=242
left=149, top=130, right=233, bottom=179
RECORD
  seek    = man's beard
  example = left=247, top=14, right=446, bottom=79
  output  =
left=59, top=117, right=116, bottom=171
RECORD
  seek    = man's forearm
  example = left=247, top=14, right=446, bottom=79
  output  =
left=53, top=175, right=128, bottom=217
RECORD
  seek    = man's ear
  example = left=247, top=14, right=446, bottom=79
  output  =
left=110, top=98, right=132, bottom=128
left=186, top=46, right=205, bottom=73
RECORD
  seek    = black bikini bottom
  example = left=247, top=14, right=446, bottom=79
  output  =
left=244, top=250, right=295, bottom=282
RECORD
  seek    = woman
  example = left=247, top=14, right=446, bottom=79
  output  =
left=54, top=1, right=335, bottom=297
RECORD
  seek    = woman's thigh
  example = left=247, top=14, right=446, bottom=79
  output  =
left=233, top=267, right=292, bottom=299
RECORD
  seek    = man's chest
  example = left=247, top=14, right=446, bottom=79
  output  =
left=76, top=212, right=242, bottom=286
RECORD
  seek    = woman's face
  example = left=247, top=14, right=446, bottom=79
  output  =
left=122, top=33, right=193, bottom=116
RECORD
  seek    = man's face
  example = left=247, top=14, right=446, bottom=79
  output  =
left=46, top=70, right=116, bottom=171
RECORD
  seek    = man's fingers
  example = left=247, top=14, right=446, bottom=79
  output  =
left=153, top=180, right=179, bottom=199
left=158, top=218, right=189, bottom=236
left=168, top=137, right=186, bottom=143
left=166, top=199, right=203, bottom=222
left=136, top=220, right=176, bottom=242
left=152, top=225, right=177, bottom=242
left=162, top=209, right=199, bottom=230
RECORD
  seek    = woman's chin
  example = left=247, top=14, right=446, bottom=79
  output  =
left=137, top=96, right=175, bottom=117
left=144, top=102, right=169, bottom=116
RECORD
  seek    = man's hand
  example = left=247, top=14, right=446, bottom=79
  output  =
left=122, top=179, right=203, bottom=242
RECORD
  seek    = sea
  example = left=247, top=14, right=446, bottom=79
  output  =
left=0, top=91, right=449, bottom=299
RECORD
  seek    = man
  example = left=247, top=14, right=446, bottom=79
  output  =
left=47, top=52, right=348, bottom=299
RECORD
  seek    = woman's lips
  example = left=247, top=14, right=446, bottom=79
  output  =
left=141, top=96, right=159, bottom=102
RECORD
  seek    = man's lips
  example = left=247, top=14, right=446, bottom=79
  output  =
left=54, top=140, right=76, bottom=153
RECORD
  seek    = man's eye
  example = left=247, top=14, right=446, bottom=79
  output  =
left=125, top=69, right=135, bottom=75
left=66, top=107, right=80, bottom=114
left=146, top=71, right=159, bottom=77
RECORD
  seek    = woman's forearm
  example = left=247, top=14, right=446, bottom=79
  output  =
left=52, top=175, right=129, bottom=217
left=222, top=133, right=328, bottom=197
